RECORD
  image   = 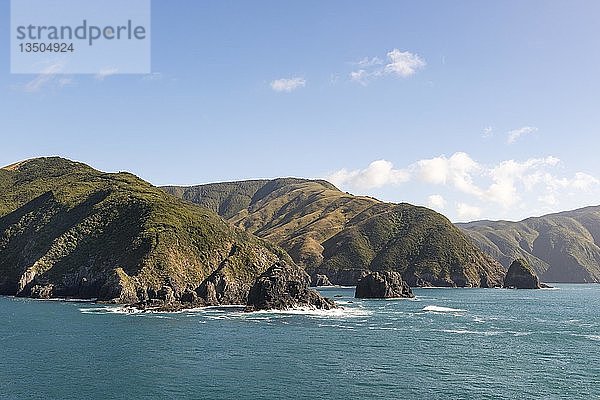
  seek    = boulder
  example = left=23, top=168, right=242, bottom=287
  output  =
left=355, top=271, right=414, bottom=299
left=180, top=288, right=199, bottom=303
left=312, top=274, right=333, bottom=287
left=157, top=286, right=176, bottom=304
left=503, top=259, right=542, bottom=289
left=246, top=262, right=336, bottom=311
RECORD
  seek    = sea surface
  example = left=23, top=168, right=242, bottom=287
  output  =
left=1, top=285, right=599, bottom=399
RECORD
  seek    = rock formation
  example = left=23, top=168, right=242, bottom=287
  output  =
left=246, top=262, right=336, bottom=311
left=355, top=271, right=414, bottom=299
left=503, top=259, right=543, bottom=289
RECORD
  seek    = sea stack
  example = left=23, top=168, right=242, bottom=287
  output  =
left=355, top=271, right=414, bottom=299
left=503, top=259, right=543, bottom=289
left=245, top=262, right=336, bottom=311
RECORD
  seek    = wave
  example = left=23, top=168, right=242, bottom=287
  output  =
left=79, top=306, right=143, bottom=315
left=423, top=305, right=467, bottom=313
left=571, top=334, right=600, bottom=341
left=244, top=306, right=372, bottom=318
left=441, top=329, right=498, bottom=336
left=79, top=303, right=371, bottom=319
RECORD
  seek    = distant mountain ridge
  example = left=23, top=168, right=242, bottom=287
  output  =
left=458, top=206, right=600, bottom=283
left=164, top=179, right=505, bottom=287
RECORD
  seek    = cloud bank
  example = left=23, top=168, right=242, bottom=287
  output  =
left=327, top=152, right=599, bottom=221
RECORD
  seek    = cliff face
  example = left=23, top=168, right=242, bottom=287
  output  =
left=165, top=179, right=505, bottom=287
left=0, top=158, right=290, bottom=306
left=459, top=206, right=600, bottom=283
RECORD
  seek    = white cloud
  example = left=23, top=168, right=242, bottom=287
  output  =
left=327, top=159, right=409, bottom=190
left=427, top=195, right=446, bottom=210
left=327, top=152, right=599, bottom=220
left=384, top=49, right=426, bottom=77
left=538, top=194, right=558, bottom=206
left=95, top=67, right=119, bottom=81
left=507, top=126, right=538, bottom=144
left=270, top=77, right=306, bottom=92
left=415, top=152, right=482, bottom=197
left=571, top=172, right=599, bottom=190
left=482, top=126, right=493, bottom=138
left=485, top=156, right=560, bottom=207
left=21, top=63, right=73, bottom=92
left=350, top=49, right=426, bottom=85
left=349, top=70, right=369, bottom=86
left=456, top=203, right=482, bottom=220
left=355, top=57, right=383, bottom=68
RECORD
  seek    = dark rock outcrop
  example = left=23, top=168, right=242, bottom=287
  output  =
left=355, top=271, right=414, bottom=299
left=246, top=262, right=336, bottom=311
left=503, top=259, right=542, bottom=289
left=312, top=274, right=333, bottom=287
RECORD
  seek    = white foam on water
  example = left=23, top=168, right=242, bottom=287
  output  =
left=513, top=331, right=533, bottom=337
left=317, top=323, right=355, bottom=329
left=571, top=334, right=600, bottom=341
left=441, top=329, right=500, bottom=336
left=423, top=305, right=467, bottom=313
left=79, top=306, right=143, bottom=315
left=42, top=298, right=98, bottom=303
left=244, top=306, right=372, bottom=319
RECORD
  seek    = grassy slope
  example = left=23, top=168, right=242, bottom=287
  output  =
left=458, top=206, right=600, bottom=283
left=0, top=158, right=287, bottom=302
left=165, top=179, right=504, bottom=287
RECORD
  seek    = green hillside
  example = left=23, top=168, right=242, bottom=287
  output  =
left=165, top=179, right=504, bottom=287
left=458, top=206, right=600, bottom=283
left=0, top=157, right=289, bottom=304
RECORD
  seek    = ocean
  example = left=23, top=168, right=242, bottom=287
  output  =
left=1, top=285, right=599, bottom=399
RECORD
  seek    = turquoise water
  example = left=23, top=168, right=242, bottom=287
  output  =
left=1, top=285, right=599, bottom=399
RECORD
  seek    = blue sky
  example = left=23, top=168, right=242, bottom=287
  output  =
left=1, top=0, right=599, bottom=221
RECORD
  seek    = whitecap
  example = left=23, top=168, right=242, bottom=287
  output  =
left=513, top=331, right=533, bottom=337
left=571, top=334, right=600, bottom=341
left=441, top=329, right=499, bottom=336
left=423, top=305, right=467, bottom=313
left=79, top=306, right=143, bottom=315
left=243, top=306, right=372, bottom=319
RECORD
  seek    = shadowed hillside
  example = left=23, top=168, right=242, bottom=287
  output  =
left=458, top=206, right=600, bottom=283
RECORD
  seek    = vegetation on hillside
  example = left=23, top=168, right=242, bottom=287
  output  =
left=165, top=179, right=505, bottom=287
left=459, top=207, right=600, bottom=283
left=0, top=158, right=289, bottom=303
